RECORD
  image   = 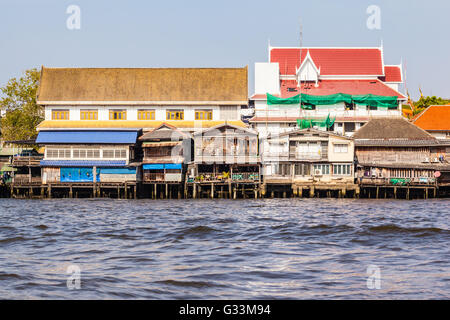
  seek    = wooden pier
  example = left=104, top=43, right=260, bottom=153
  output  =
left=9, top=181, right=138, bottom=199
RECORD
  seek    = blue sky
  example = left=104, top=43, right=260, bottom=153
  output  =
left=1, top=0, right=449, bottom=99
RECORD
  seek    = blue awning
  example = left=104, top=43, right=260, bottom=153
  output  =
left=164, top=163, right=182, bottom=170
left=143, top=163, right=182, bottom=170
left=41, top=160, right=127, bottom=167
left=143, top=164, right=164, bottom=170
left=36, top=131, right=138, bottom=144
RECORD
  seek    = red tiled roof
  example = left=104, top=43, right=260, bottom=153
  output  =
left=382, top=66, right=402, bottom=82
left=250, top=79, right=406, bottom=100
left=270, top=48, right=383, bottom=76
left=412, top=105, right=450, bottom=131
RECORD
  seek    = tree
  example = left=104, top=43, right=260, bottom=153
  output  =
left=0, top=68, right=42, bottom=142
left=414, top=95, right=450, bottom=109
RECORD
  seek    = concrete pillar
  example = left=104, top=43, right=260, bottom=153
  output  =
left=309, top=187, right=315, bottom=198
left=48, top=184, right=52, bottom=199
left=69, top=186, right=73, bottom=198
left=210, top=183, right=214, bottom=199
left=193, top=184, right=197, bottom=199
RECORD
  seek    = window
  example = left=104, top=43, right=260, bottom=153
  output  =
left=80, top=110, right=98, bottom=120
left=46, top=148, right=71, bottom=158
left=195, top=110, right=212, bottom=120
left=296, top=142, right=323, bottom=159
left=166, top=110, right=184, bottom=120
left=109, top=110, right=127, bottom=120
left=138, top=110, right=155, bottom=120
left=294, top=163, right=310, bottom=176
left=81, top=110, right=98, bottom=120
left=334, top=144, right=348, bottom=153
left=102, top=149, right=127, bottom=159
left=313, top=164, right=330, bottom=175
left=333, top=164, right=352, bottom=175
left=72, top=149, right=100, bottom=159
left=52, top=110, right=69, bottom=120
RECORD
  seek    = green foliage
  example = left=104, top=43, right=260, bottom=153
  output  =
left=414, top=96, right=450, bottom=109
left=0, top=68, right=42, bottom=142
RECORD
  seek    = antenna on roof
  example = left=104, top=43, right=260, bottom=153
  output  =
left=299, top=18, right=303, bottom=122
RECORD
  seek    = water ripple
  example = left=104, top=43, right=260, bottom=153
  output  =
left=0, top=198, right=449, bottom=299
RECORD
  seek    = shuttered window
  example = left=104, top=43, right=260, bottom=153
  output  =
left=166, top=110, right=184, bottom=120
left=138, top=110, right=155, bottom=120
left=80, top=110, right=98, bottom=120
left=52, top=110, right=69, bottom=120
left=109, top=110, right=127, bottom=120
left=195, top=110, right=212, bottom=120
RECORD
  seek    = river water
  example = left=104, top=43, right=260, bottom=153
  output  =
left=0, top=198, right=448, bottom=299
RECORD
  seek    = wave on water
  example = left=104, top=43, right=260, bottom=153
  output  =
left=367, top=224, right=448, bottom=235
left=156, top=279, right=222, bottom=288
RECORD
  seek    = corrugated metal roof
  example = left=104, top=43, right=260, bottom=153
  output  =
left=40, top=160, right=127, bottom=167
left=36, top=131, right=138, bottom=144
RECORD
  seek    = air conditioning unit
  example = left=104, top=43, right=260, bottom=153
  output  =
left=314, top=169, right=322, bottom=176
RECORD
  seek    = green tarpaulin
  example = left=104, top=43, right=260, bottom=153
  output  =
left=297, top=114, right=336, bottom=129
left=266, top=93, right=398, bottom=108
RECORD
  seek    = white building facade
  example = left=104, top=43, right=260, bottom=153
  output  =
left=250, top=45, right=407, bottom=138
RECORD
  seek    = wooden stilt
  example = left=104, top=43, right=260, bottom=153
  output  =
left=210, top=183, right=214, bottom=199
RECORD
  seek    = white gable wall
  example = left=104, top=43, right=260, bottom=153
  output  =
left=255, top=63, right=280, bottom=95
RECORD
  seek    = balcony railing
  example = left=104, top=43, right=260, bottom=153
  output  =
left=143, top=172, right=182, bottom=182
left=359, top=176, right=436, bottom=186
left=13, top=174, right=42, bottom=185
left=12, top=156, right=43, bottom=167
left=190, top=172, right=259, bottom=183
